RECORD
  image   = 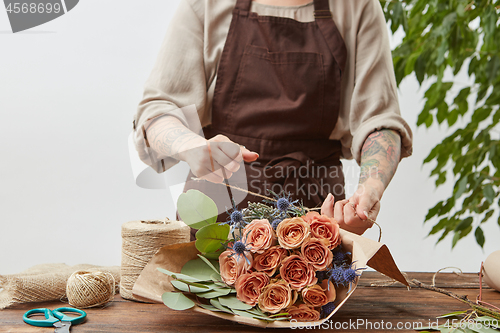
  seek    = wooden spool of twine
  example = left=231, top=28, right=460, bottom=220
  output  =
left=66, top=270, right=115, bottom=308
left=120, top=219, right=191, bottom=301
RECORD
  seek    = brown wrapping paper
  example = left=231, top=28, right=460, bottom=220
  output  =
left=133, top=229, right=408, bottom=328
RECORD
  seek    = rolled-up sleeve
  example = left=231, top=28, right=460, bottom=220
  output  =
left=348, top=0, right=413, bottom=164
left=133, top=0, right=207, bottom=173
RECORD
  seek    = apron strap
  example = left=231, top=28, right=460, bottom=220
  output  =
left=235, top=0, right=252, bottom=11
left=313, top=0, right=347, bottom=74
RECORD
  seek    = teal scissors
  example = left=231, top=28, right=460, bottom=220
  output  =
left=23, top=307, right=87, bottom=332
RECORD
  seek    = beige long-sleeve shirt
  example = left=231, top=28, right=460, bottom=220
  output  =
left=133, top=0, right=413, bottom=173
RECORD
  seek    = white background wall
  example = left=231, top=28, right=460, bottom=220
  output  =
left=1, top=0, right=498, bottom=275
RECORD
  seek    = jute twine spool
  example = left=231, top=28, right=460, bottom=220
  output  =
left=66, top=270, right=115, bottom=308
left=120, top=219, right=190, bottom=301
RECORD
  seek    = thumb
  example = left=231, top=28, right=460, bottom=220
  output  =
left=241, top=146, right=259, bottom=162
left=356, top=191, right=377, bottom=220
left=320, top=193, right=335, bottom=217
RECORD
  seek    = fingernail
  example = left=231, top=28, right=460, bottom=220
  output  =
left=363, top=211, right=369, bottom=217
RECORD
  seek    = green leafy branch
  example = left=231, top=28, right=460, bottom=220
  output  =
left=381, top=0, right=500, bottom=248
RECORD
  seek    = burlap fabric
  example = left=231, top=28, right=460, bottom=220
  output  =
left=0, top=263, right=120, bottom=309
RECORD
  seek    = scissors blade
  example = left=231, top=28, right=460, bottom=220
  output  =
left=54, top=321, right=71, bottom=333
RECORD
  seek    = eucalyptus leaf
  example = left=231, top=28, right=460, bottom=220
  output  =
left=181, top=258, right=219, bottom=281
left=197, top=254, right=220, bottom=274
left=218, top=295, right=253, bottom=310
left=197, top=288, right=231, bottom=299
left=177, top=190, right=218, bottom=229
left=170, top=280, right=213, bottom=293
left=195, top=223, right=230, bottom=253
left=161, top=292, right=195, bottom=311
left=210, top=299, right=234, bottom=314
left=157, top=268, right=203, bottom=282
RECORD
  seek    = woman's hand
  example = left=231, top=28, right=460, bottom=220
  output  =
left=179, top=134, right=259, bottom=183
left=321, top=129, right=401, bottom=235
left=320, top=182, right=381, bottom=234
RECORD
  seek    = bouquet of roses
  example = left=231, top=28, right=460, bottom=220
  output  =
left=156, top=190, right=366, bottom=324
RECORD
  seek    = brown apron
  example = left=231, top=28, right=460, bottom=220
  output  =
left=184, top=0, right=347, bottom=233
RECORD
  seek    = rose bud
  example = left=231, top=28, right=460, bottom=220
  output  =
left=253, top=246, right=288, bottom=276
left=276, top=217, right=311, bottom=249
left=243, top=219, right=276, bottom=254
left=235, top=272, right=270, bottom=306
left=320, top=279, right=337, bottom=303
left=279, top=255, right=317, bottom=291
left=219, top=249, right=252, bottom=286
left=300, top=238, right=333, bottom=270
left=257, top=280, right=297, bottom=314
left=302, top=211, right=341, bottom=249
left=288, top=303, right=321, bottom=322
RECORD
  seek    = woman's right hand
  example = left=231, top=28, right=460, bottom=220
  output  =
left=178, top=134, right=259, bottom=183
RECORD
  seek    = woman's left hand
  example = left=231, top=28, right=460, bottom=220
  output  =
left=321, top=179, right=382, bottom=235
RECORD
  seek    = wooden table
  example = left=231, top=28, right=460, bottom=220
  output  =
left=2, top=272, right=499, bottom=332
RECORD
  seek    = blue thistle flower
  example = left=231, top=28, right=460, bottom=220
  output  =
left=230, top=210, right=244, bottom=224
left=221, top=207, right=247, bottom=234
left=328, top=264, right=347, bottom=286
left=227, top=233, right=253, bottom=265
left=343, top=262, right=366, bottom=284
left=271, top=219, right=282, bottom=230
left=233, top=240, right=246, bottom=255
left=332, top=247, right=351, bottom=264
left=265, top=192, right=299, bottom=217
left=321, top=302, right=336, bottom=317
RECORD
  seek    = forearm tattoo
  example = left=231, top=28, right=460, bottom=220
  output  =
left=144, top=116, right=201, bottom=158
left=359, top=129, right=401, bottom=188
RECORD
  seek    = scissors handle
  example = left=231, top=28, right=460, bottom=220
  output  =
left=23, top=308, right=59, bottom=327
left=52, top=307, right=87, bottom=325
left=23, top=307, right=87, bottom=327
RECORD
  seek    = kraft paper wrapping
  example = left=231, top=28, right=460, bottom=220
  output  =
left=132, top=229, right=408, bottom=328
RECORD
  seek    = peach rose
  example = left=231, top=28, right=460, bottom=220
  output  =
left=219, top=249, right=252, bottom=286
left=288, top=303, right=321, bottom=322
left=302, top=211, right=341, bottom=249
left=253, top=246, right=287, bottom=276
left=279, top=255, right=317, bottom=291
left=257, top=280, right=297, bottom=314
left=276, top=217, right=310, bottom=249
left=301, top=284, right=329, bottom=307
left=235, top=272, right=270, bottom=306
left=300, top=238, right=333, bottom=270
left=243, top=219, right=276, bottom=254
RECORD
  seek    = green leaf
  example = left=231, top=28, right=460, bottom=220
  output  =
left=454, top=217, right=473, bottom=232
left=481, top=210, right=494, bottom=224
left=202, top=250, right=223, bottom=260
left=455, top=177, right=468, bottom=199
left=161, top=292, right=195, bottom=310
left=197, top=254, right=220, bottom=274
left=157, top=268, right=203, bottom=282
left=181, top=258, right=219, bottom=281
left=177, top=190, right=218, bottom=229
left=475, top=226, right=485, bottom=248
left=425, top=201, right=444, bottom=221
left=210, top=299, right=234, bottom=314
left=218, top=295, right=253, bottom=310
left=170, top=280, right=213, bottom=293
left=483, top=185, right=495, bottom=204
left=195, top=223, right=230, bottom=253
left=197, top=288, right=232, bottom=299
